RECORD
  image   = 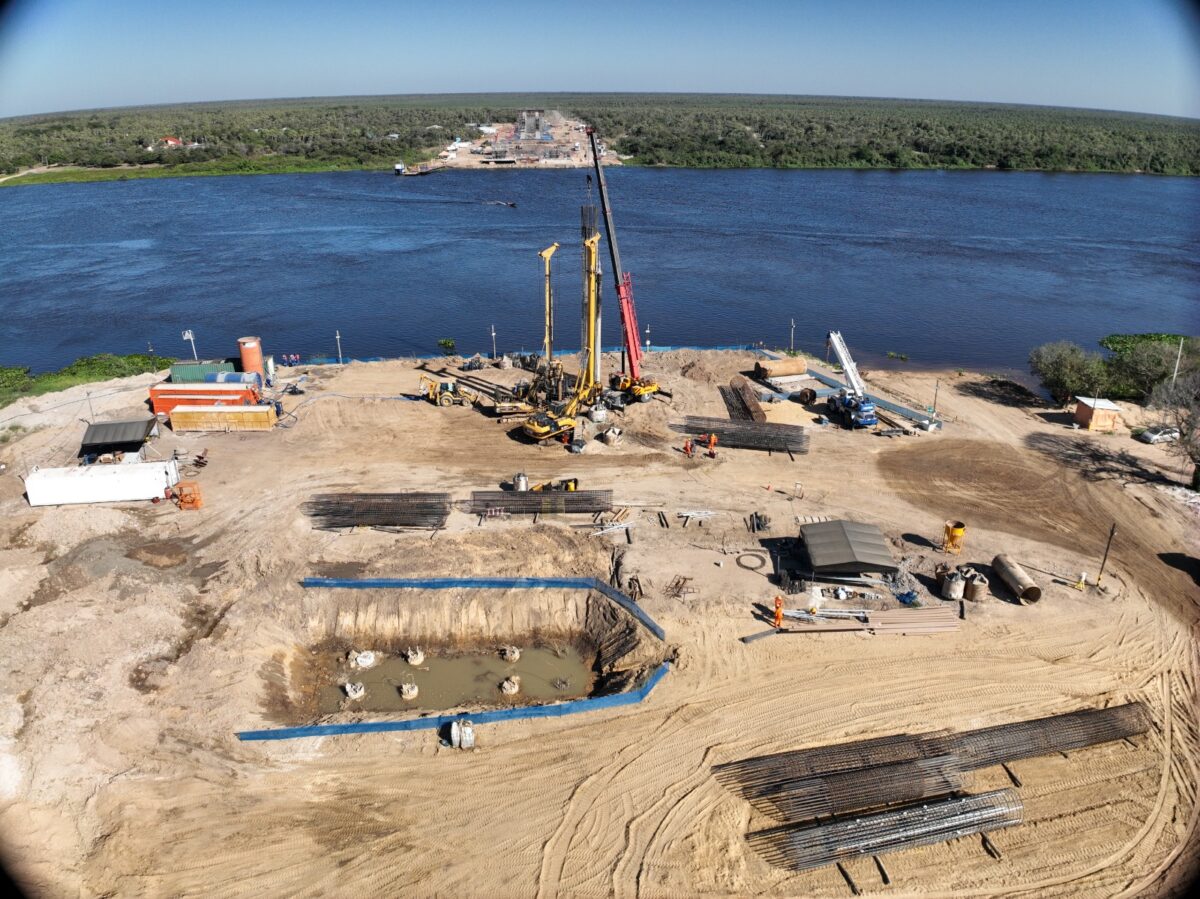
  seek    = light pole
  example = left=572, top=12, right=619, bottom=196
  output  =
left=181, top=329, right=197, bottom=360
left=644, top=323, right=651, bottom=352
left=335, top=330, right=344, bottom=365
left=790, top=318, right=795, bottom=353
left=491, top=324, right=497, bottom=360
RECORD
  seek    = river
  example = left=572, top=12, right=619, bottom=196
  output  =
left=1, top=168, right=1196, bottom=372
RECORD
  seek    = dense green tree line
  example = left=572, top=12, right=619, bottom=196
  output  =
left=572, top=95, right=1200, bottom=174
left=1, top=93, right=1197, bottom=179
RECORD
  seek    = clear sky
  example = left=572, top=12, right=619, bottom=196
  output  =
left=0, top=0, right=1197, bottom=119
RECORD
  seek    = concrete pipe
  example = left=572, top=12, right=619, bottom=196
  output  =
left=754, top=357, right=810, bottom=380
left=992, top=554, right=1042, bottom=604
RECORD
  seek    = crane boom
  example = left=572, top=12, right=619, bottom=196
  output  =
left=586, top=127, right=644, bottom=382
left=826, top=330, right=867, bottom=397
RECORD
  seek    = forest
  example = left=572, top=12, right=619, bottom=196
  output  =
left=1, top=93, right=1197, bottom=182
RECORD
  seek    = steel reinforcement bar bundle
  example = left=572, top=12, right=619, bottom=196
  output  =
left=716, top=703, right=1149, bottom=805
left=468, top=490, right=613, bottom=515
left=668, top=416, right=809, bottom=453
left=302, top=492, right=451, bottom=529
left=745, top=789, right=1024, bottom=872
left=715, top=754, right=971, bottom=822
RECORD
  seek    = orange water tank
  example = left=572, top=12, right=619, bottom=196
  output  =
left=238, top=336, right=265, bottom=382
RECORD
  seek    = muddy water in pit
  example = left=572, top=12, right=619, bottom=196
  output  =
left=317, top=647, right=596, bottom=713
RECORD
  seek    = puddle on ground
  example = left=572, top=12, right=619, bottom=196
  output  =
left=317, top=646, right=596, bottom=713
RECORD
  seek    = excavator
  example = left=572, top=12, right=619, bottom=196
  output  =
left=586, top=127, right=659, bottom=402
left=418, top=374, right=479, bottom=408
left=523, top=231, right=603, bottom=442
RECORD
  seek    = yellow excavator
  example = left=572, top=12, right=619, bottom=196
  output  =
left=523, top=231, right=602, bottom=442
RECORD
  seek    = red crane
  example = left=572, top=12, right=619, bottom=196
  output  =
left=586, top=127, right=659, bottom=401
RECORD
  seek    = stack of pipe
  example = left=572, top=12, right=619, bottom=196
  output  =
left=746, top=790, right=1024, bottom=872
left=468, top=490, right=612, bottom=515
left=669, top=417, right=809, bottom=453
left=302, top=492, right=451, bottom=529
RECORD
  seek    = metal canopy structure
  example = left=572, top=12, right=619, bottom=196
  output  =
left=79, top=418, right=158, bottom=455
left=799, top=519, right=898, bottom=575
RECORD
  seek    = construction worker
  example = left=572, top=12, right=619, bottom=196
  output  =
left=683, top=438, right=693, bottom=458
left=773, top=596, right=784, bottom=629
left=707, top=433, right=718, bottom=459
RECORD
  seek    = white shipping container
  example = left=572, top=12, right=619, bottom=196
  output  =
left=25, top=460, right=180, bottom=507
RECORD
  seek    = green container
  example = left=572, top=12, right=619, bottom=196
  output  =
left=170, top=361, right=235, bottom=383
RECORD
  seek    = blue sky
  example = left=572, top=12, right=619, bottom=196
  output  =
left=0, top=0, right=1197, bottom=118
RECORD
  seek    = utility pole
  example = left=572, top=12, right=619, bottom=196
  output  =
left=1096, top=522, right=1118, bottom=586
left=933, top=379, right=940, bottom=415
left=1172, top=336, right=1184, bottom=386
left=335, top=330, right=343, bottom=365
left=790, top=318, right=795, bottom=353
left=182, top=329, right=198, bottom=361
left=491, top=324, right=497, bottom=360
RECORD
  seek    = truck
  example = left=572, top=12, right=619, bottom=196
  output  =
left=825, top=331, right=878, bottom=429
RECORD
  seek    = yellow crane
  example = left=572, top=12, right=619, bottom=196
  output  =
left=523, top=232, right=601, bottom=442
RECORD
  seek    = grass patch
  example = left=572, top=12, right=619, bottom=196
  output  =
left=0, top=353, right=173, bottom=409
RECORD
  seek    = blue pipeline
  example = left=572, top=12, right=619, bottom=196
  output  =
left=805, top=369, right=940, bottom=428
left=300, top=576, right=666, bottom=642
left=236, top=662, right=670, bottom=742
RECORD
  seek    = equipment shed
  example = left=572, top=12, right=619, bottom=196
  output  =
left=1074, top=397, right=1121, bottom=432
left=79, top=417, right=159, bottom=458
left=799, top=520, right=898, bottom=575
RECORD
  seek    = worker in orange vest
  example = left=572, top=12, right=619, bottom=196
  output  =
left=683, top=438, right=693, bottom=458
left=773, top=596, right=784, bottom=629
left=707, top=433, right=718, bottom=459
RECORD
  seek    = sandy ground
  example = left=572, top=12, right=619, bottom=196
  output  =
left=0, top=350, right=1197, bottom=897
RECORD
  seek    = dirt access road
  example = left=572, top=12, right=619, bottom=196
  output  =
left=0, top=350, right=1196, bottom=897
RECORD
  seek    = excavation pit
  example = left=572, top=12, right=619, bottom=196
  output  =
left=260, top=578, right=669, bottom=729
left=317, top=640, right=598, bottom=713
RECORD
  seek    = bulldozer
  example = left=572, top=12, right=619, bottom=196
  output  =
left=419, top=374, right=478, bottom=408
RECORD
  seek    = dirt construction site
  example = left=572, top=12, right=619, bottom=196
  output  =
left=0, top=348, right=1198, bottom=897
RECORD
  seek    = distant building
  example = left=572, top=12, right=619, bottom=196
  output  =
left=159, top=136, right=183, bottom=148
left=1074, top=396, right=1121, bottom=432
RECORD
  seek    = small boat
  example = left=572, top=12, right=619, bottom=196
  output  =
left=402, top=162, right=447, bottom=177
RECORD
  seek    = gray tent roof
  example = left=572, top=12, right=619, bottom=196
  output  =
left=80, top=418, right=157, bottom=448
left=799, top=520, right=898, bottom=574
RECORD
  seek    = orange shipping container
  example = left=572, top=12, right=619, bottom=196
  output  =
left=150, top=388, right=259, bottom=415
